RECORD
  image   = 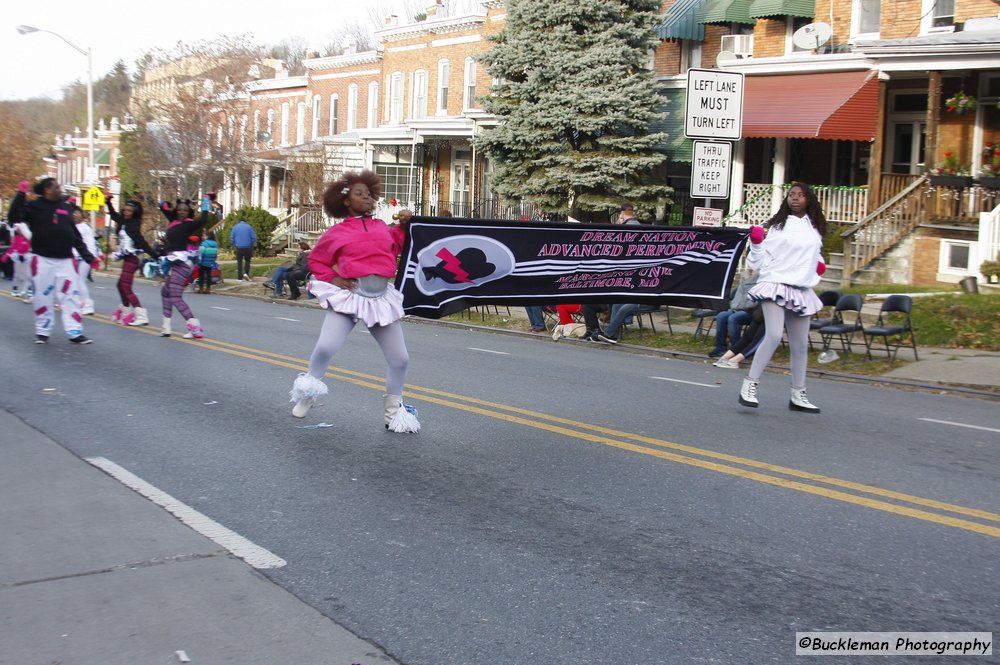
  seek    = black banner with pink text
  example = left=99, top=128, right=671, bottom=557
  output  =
left=396, top=217, right=749, bottom=319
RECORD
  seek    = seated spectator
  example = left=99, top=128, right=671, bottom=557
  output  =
left=709, top=270, right=759, bottom=357
left=595, top=303, right=661, bottom=344
left=713, top=305, right=766, bottom=369
left=580, top=304, right=612, bottom=342
left=524, top=305, right=548, bottom=333
left=555, top=304, right=582, bottom=325
left=285, top=241, right=312, bottom=300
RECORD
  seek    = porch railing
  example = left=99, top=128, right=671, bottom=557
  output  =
left=840, top=175, right=928, bottom=287
left=725, top=184, right=869, bottom=226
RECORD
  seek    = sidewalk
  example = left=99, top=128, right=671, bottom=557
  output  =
left=0, top=408, right=398, bottom=665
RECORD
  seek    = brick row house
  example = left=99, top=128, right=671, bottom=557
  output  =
left=47, top=0, right=1000, bottom=285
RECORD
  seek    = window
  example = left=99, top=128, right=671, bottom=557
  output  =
left=437, top=60, right=450, bottom=115
left=412, top=70, right=428, bottom=120
left=280, top=103, right=291, bottom=145
left=853, top=0, right=881, bottom=37
left=267, top=108, right=275, bottom=138
left=296, top=102, right=306, bottom=144
left=939, top=240, right=974, bottom=277
left=367, top=81, right=379, bottom=128
left=463, top=57, right=477, bottom=110
left=927, top=0, right=954, bottom=30
left=329, top=94, right=339, bottom=135
left=239, top=114, right=247, bottom=151
left=389, top=73, right=404, bottom=124
left=253, top=109, right=261, bottom=145
left=789, top=16, right=813, bottom=53
left=374, top=147, right=420, bottom=205
left=312, top=95, right=321, bottom=139
left=348, top=84, right=359, bottom=131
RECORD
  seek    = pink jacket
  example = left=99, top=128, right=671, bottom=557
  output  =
left=2, top=234, right=30, bottom=261
left=308, top=216, right=406, bottom=282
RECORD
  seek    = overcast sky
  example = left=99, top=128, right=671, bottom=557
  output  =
left=1, top=0, right=427, bottom=101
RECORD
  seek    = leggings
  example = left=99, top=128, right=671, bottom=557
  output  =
left=117, top=255, right=141, bottom=307
left=161, top=262, right=194, bottom=320
left=747, top=300, right=811, bottom=389
left=306, top=310, right=410, bottom=396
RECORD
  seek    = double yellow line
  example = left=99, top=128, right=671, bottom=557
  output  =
left=94, top=311, right=1000, bottom=539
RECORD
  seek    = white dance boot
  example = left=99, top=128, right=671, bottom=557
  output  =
left=129, top=307, right=149, bottom=326
left=789, top=387, right=821, bottom=413
left=182, top=318, right=204, bottom=339
left=738, top=378, right=759, bottom=408
left=289, top=373, right=328, bottom=418
left=81, top=299, right=95, bottom=315
left=160, top=317, right=172, bottom=337
left=383, top=394, right=420, bottom=433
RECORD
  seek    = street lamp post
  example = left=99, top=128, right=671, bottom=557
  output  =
left=17, top=25, right=96, bottom=231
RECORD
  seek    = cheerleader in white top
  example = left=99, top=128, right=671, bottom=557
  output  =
left=71, top=207, right=103, bottom=315
left=739, top=182, right=827, bottom=413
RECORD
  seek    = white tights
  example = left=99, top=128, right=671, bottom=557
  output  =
left=747, top=301, right=811, bottom=388
left=306, top=311, right=410, bottom=395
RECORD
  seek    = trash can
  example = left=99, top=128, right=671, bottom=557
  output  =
left=959, top=275, right=979, bottom=294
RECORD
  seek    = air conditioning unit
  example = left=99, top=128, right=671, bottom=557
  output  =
left=721, top=34, right=754, bottom=58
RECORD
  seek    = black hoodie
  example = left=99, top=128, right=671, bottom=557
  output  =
left=21, top=196, right=94, bottom=262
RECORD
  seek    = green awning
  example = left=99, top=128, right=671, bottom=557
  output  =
left=656, top=0, right=707, bottom=41
left=699, top=0, right=755, bottom=24
left=94, top=148, right=111, bottom=165
left=748, top=0, right=814, bottom=18
left=652, top=89, right=692, bottom=162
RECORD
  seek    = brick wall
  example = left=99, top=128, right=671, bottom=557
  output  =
left=753, top=18, right=787, bottom=58
left=911, top=236, right=942, bottom=285
left=654, top=40, right=682, bottom=76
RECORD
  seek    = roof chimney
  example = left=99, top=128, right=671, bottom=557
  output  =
left=342, top=36, right=357, bottom=55
left=385, top=14, right=398, bottom=27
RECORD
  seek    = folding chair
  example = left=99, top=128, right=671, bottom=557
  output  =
left=862, top=295, right=918, bottom=361
left=816, top=294, right=865, bottom=362
left=809, top=290, right=842, bottom=350
left=692, top=296, right=729, bottom=341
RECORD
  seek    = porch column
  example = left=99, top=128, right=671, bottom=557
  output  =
left=771, top=138, right=788, bottom=213
left=926, top=72, right=941, bottom=173
left=868, top=76, right=888, bottom=208
left=262, top=165, right=272, bottom=209
left=250, top=167, right=259, bottom=207
left=728, top=139, right=746, bottom=224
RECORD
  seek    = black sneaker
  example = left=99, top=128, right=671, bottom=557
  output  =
left=597, top=332, right=618, bottom=344
left=34, top=335, right=48, bottom=344
left=584, top=331, right=601, bottom=342
left=69, top=335, right=93, bottom=345
left=708, top=347, right=726, bottom=358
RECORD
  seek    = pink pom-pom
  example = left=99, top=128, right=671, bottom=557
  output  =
left=749, top=226, right=765, bottom=244
left=17, top=180, right=30, bottom=193
left=816, top=261, right=827, bottom=276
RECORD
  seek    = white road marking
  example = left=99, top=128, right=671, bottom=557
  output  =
left=918, top=418, right=1000, bottom=434
left=85, top=457, right=286, bottom=569
left=210, top=306, right=232, bottom=311
left=650, top=376, right=719, bottom=388
left=468, top=347, right=511, bottom=355
left=274, top=316, right=300, bottom=322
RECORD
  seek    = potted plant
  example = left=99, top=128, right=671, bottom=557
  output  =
left=976, top=141, right=1000, bottom=189
left=981, top=253, right=1000, bottom=285
left=929, top=149, right=973, bottom=188
left=944, top=90, right=978, bottom=115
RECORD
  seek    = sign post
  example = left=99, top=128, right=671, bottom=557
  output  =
left=684, top=68, right=745, bottom=221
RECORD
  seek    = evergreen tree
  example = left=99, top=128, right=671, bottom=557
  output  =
left=475, top=0, right=672, bottom=221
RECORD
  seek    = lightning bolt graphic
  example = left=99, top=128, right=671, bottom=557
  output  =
left=434, top=247, right=473, bottom=283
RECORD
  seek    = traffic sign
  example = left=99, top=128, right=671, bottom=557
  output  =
left=690, top=141, right=732, bottom=199
left=685, top=68, right=745, bottom=141
left=693, top=207, right=724, bottom=227
left=81, top=185, right=106, bottom=211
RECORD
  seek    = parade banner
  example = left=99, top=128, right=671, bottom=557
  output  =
left=396, top=217, right=750, bottom=319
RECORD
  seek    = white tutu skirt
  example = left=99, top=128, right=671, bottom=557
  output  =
left=748, top=281, right=823, bottom=316
left=308, top=276, right=405, bottom=327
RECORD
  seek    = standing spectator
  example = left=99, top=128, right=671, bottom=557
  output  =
left=20, top=178, right=95, bottom=344
left=288, top=171, right=420, bottom=433
left=71, top=206, right=103, bottom=315
left=229, top=217, right=257, bottom=280
left=284, top=241, right=312, bottom=300
left=108, top=196, right=158, bottom=326
left=196, top=231, right=219, bottom=294
left=738, top=182, right=827, bottom=413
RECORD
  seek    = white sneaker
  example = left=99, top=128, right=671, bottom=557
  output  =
left=292, top=397, right=315, bottom=418
left=789, top=387, right=821, bottom=413
left=739, top=378, right=759, bottom=408
left=713, top=358, right=739, bottom=369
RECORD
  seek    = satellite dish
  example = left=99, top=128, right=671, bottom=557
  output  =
left=257, top=131, right=272, bottom=142
left=792, top=22, right=832, bottom=51
left=716, top=50, right=738, bottom=67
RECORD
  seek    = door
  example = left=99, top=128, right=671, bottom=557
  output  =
left=888, top=121, right=926, bottom=175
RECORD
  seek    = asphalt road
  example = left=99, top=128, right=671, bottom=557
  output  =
left=2, top=274, right=998, bottom=664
